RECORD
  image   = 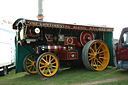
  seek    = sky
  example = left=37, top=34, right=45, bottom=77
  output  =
left=0, top=0, right=128, bottom=39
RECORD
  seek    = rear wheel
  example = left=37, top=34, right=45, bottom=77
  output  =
left=82, top=40, right=110, bottom=71
left=36, top=52, right=59, bottom=77
left=23, top=53, right=38, bottom=74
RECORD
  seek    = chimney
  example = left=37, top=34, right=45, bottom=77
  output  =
left=37, top=0, right=44, bottom=20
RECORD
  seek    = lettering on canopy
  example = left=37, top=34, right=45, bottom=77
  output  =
left=25, top=20, right=113, bottom=32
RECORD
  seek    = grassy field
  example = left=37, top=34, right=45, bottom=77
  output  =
left=0, top=66, right=128, bottom=85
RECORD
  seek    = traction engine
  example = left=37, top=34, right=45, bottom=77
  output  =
left=13, top=18, right=113, bottom=77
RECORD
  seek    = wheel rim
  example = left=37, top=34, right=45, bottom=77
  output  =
left=38, top=53, right=59, bottom=77
left=25, top=54, right=38, bottom=74
left=88, top=41, right=110, bottom=71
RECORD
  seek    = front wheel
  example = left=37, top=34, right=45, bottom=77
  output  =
left=36, top=52, right=59, bottom=77
left=82, top=40, right=110, bottom=71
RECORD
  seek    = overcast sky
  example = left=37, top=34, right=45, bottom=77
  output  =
left=0, top=0, right=128, bottom=39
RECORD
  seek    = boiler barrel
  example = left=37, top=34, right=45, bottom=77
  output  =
left=41, top=43, right=68, bottom=54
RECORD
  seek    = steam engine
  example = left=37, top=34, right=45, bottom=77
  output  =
left=13, top=19, right=113, bottom=77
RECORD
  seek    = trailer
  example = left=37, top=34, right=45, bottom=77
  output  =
left=13, top=18, right=113, bottom=77
left=0, top=25, right=15, bottom=76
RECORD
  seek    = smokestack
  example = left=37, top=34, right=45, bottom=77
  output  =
left=37, top=0, right=44, bottom=20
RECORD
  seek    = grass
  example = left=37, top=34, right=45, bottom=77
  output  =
left=0, top=66, right=128, bottom=85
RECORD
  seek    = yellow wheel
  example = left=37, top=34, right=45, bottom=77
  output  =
left=36, top=52, right=59, bottom=77
left=82, top=40, right=110, bottom=71
left=23, top=53, right=38, bottom=74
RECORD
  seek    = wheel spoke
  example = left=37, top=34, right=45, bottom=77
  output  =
left=99, top=58, right=103, bottom=63
left=88, top=53, right=94, bottom=56
left=40, top=66, right=46, bottom=69
left=51, top=62, right=56, bottom=65
left=39, top=62, right=45, bottom=65
left=42, top=67, right=46, bottom=73
left=32, top=56, right=34, bottom=61
left=93, top=59, right=96, bottom=66
left=90, top=47, right=94, bottom=53
left=28, top=59, right=32, bottom=62
left=50, top=58, right=55, bottom=63
left=97, top=43, right=102, bottom=52
left=96, top=59, right=99, bottom=69
left=94, top=42, right=97, bottom=51
left=99, top=54, right=104, bottom=56
left=42, top=58, right=47, bottom=63
left=98, top=50, right=107, bottom=54
left=91, top=59, right=94, bottom=66
left=46, top=55, right=47, bottom=62
left=52, top=65, right=56, bottom=68
left=33, top=66, right=36, bottom=71
left=32, top=66, right=34, bottom=71
left=99, top=57, right=107, bottom=60
left=26, top=62, right=31, bottom=65
left=88, top=56, right=92, bottom=58
left=29, top=66, right=32, bottom=71
left=98, top=61, right=104, bottom=67
left=89, top=57, right=94, bottom=61
left=49, top=69, right=51, bottom=74
left=51, top=67, right=54, bottom=72
left=27, top=65, right=32, bottom=68
left=49, top=56, right=51, bottom=62
left=34, top=65, right=36, bottom=69
left=46, top=68, right=49, bottom=74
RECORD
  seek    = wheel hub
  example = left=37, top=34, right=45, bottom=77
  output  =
left=31, top=61, right=36, bottom=66
left=94, top=52, right=100, bottom=59
left=94, top=52, right=97, bottom=57
left=46, top=62, right=52, bottom=68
